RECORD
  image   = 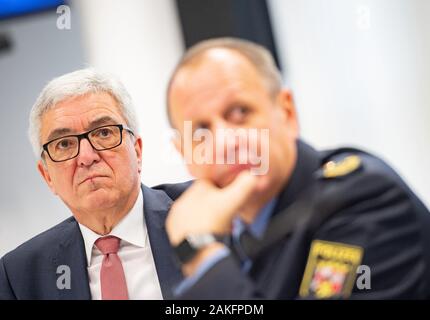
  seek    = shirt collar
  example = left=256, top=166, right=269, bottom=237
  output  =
left=233, top=197, right=278, bottom=240
left=78, top=188, right=146, bottom=265
left=249, top=197, right=278, bottom=237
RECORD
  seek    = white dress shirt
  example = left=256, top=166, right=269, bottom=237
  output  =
left=78, top=189, right=163, bottom=300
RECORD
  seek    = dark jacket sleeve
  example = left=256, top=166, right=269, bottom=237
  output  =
left=179, top=254, right=263, bottom=299
left=0, top=257, right=16, bottom=300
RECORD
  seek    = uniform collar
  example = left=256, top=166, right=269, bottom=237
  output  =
left=78, top=188, right=146, bottom=265
left=273, top=139, right=321, bottom=214
left=232, top=140, right=319, bottom=238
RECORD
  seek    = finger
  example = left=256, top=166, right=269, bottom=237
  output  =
left=221, top=170, right=258, bottom=212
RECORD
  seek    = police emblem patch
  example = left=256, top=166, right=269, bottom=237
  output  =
left=299, top=240, right=363, bottom=299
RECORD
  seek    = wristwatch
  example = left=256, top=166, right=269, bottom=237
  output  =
left=174, top=233, right=217, bottom=265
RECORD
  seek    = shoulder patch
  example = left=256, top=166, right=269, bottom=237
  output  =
left=299, top=240, right=363, bottom=299
left=322, top=155, right=362, bottom=178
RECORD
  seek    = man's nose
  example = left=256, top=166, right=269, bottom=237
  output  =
left=213, top=122, right=242, bottom=162
left=77, top=138, right=101, bottom=167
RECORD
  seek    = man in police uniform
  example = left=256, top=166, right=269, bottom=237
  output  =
left=164, top=37, right=430, bottom=299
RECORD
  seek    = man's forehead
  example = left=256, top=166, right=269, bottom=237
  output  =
left=186, top=47, right=253, bottom=69
left=172, top=54, right=261, bottom=102
left=53, top=91, right=118, bottom=110
left=172, top=71, right=241, bottom=114
left=45, top=92, right=121, bottom=119
left=185, top=49, right=256, bottom=76
left=176, top=49, right=262, bottom=95
left=40, top=93, right=125, bottom=138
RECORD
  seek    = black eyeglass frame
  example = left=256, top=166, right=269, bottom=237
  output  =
left=41, top=124, right=134, bottom=162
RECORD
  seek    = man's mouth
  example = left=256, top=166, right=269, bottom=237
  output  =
left=217, top=163, right=253, bottom=187
left=227, top=163, right=253, bottom=174
left=79, top=175, right=108, bottom=185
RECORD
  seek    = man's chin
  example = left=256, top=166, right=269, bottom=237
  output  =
left=79, top=187, right=116, bottom=209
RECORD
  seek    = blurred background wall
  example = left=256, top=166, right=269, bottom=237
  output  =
left=268, top=0, right=430, bottom=207
left=1, top=0, right=429, bottom=256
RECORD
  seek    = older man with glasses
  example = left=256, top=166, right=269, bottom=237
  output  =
left=0, top=68, right=188, bottom=300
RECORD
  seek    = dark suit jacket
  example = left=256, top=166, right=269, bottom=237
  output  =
left=179, top=141, right=430, bottom=299
left=0, top=183, right=189, bottom=300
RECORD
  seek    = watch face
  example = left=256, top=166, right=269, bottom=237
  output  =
left=187, top=233, right=216, bottom=248
left=175, top=238, right=196, bottom=265
left=175, top=234, right=217, bottom=265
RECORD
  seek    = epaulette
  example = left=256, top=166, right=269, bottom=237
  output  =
left=318, top=154, right=363, bottom=179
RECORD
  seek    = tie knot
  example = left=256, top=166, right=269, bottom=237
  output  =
left=95, top=236, right=121, bottom=255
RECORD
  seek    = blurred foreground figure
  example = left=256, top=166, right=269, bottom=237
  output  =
left=166, top=37, right=430, bottom=299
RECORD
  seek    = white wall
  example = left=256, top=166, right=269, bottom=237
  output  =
left=268, top=0, right=430, bottom=207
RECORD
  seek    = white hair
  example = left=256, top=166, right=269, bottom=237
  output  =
left=28, top=68, right=140, bottom=158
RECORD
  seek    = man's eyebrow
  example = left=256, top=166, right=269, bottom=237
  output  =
left=45, top=116, right=119, bottom=142
left=46, top=128, right=74, bottom=142
left=87, top=116, right=118, bottom=130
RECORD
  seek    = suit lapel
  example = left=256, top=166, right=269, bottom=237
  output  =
left=51, top=184, right=183, bottom=300
left=53, top=218, right=91, bottom=300
left=141, top=184, right=183, bottom=299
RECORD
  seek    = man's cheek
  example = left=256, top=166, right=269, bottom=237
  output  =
left=59, top=170, right=76, bottom=194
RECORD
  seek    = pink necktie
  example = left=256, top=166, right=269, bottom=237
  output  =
left=95, top=236, right=129, bottom=300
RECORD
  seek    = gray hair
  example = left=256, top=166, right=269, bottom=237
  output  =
left=29, top=68, right=139, bottom=158
left=166, top=37, right=283, bottom=125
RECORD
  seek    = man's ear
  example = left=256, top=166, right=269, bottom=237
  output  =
left=277, top=88, right=299, bottom=138
left=133, top=136, right=143, bottom=173
left=37, top=160, right=57, bottom=195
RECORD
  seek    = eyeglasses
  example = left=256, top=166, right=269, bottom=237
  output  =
left=42, top=124, right=134, bottom=162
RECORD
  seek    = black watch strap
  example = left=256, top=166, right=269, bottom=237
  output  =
left=173, top=234, right=220, bottom=265
left=174, top=237, right=198, bottom=265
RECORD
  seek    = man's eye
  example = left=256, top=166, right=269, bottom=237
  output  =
left=227, top=105, right=250, bottom=122
left=194, top=122, right=210, bottom=131
left=95, top=128, right=113, bottom=138
left=56, top=138, right=75, bottom=150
